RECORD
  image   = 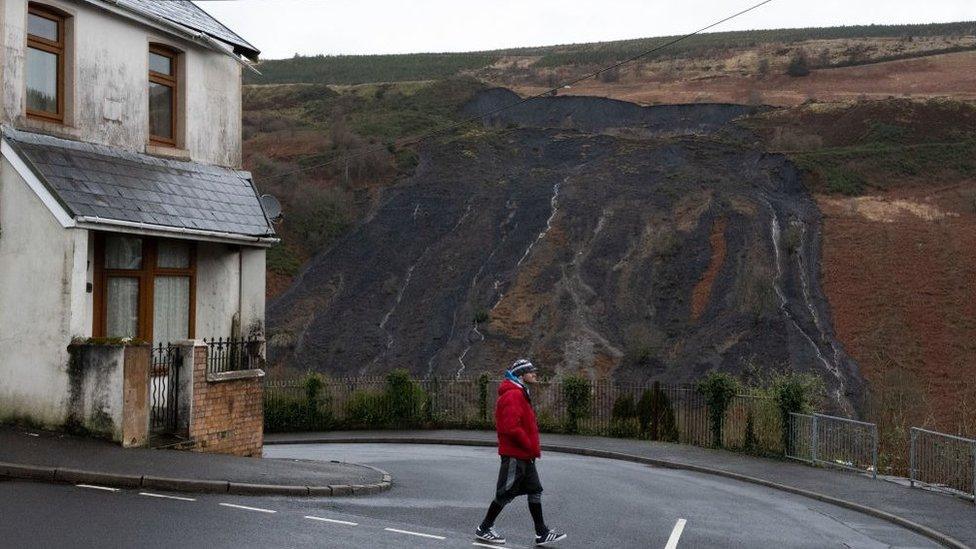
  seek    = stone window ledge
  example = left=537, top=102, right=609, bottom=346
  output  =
left=206, top=369, right=265, bottom=383
left=145, top=143, right=191, bottom=161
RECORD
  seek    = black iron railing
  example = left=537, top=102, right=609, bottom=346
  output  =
left=263, top=376, right=775, bottom=451
left=205, top=337, right=262, bottom=374
left=150, top=343, right=181, bottom=435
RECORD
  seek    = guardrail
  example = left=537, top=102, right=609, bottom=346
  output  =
left=787, top=412, right=878, bottom=479
left=910, top=427, right=976, bottom=504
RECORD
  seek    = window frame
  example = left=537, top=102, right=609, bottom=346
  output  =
left=25, top=3, right=66, bottom=122
left=92, top=233, right=197, bottom=343
left=148, top=44, right=179, bottom=146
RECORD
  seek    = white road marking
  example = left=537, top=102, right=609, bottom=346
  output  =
left=473, top=543, right=505, bottom=548
left=75, top=484, right=119, bottom=492
left=139, top=492, right=196, bottom=502
left=218, top=503, right=276, bottom=514
left=384, top=527, right=446, bottom=540
left=665, top=518, right=687, bottom=549
left=304, top=515, right=359, bottom=526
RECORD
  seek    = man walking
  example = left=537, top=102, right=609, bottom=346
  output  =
left=475, top=359, right=567, bottom=546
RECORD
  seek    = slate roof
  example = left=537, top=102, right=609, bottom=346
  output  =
left=118, top=0, right=259, bottom=60
left=2, top=127, right=275, bottom=239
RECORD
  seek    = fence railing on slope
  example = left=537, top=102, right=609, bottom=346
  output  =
left=787, top=412, right=878, bottom=479
left=264, top=375, right=782, bottom=453
left=910, top=427, right=976, bottom=504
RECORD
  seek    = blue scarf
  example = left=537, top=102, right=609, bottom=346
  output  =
left=505, top=370, right=531, bottom=402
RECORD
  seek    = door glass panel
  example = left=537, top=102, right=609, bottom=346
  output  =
left=26, top=47, right=58, bottom=114
left=157, top=240, right=190, bottom=269
left=105, top=236, right=142, bottom=269
left=149, top=82, right=173, bottom=139
left=106, top=278, right=139, bottom=338
left=153, top=276, right=189, bottom=346
left=28, top=13, right=58, bottom=41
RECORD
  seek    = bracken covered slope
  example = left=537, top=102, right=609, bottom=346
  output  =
left=267, top=90, right=863, bottom=410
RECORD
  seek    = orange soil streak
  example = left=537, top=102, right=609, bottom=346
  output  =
left=691, top=218, right=727, bottom=321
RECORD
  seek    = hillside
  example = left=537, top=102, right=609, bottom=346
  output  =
left=244, top=22, right=976, bottom=434
left=247, top=21, right=976, bottom=86
left=266, top=92, right=864, bottom=413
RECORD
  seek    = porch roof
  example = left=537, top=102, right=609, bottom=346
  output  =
left=1, top=127, right=276, bottom=243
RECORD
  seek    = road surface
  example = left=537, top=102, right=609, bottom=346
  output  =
left=0, top=443, right=937, bottom=548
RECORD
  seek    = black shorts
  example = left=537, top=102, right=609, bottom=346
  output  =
left=494, top=456, right=543, bottom=505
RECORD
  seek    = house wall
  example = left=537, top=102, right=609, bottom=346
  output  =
left=0, top=0, right=243, bottom=168
left=0, top=157, right=90, bottom=425
left=196, top=242, right=266, bottom=341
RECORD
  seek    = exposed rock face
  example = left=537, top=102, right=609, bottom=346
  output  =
left=268, top=90, right=863, bottom=410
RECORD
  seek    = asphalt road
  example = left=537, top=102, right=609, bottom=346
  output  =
left=0, top=443, right=938, bottom=548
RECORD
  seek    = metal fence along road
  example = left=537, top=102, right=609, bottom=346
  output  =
left=910, top=427, right=976, bottom=504
left=788, top=412, right=878, bottom=479
left=264, top=377, right=762, bottom=450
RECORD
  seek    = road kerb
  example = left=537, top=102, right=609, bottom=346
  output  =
left=0, top=461, right=391, bottom=497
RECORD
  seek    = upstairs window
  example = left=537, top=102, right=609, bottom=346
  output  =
left=148, top=45, right=178, bottom=145
left=26, top=4, right=65, bottom=121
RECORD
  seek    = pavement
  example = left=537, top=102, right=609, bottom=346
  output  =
left=0, top=443, right=944, bottom=548
left=0, top=425, right=390, bottom=496
left=267, top=430, right=976, bottom=548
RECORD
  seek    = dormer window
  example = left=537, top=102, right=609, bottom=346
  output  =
left=26, top=4, right=66, bottom=122
left=149, top=45, right=179, bottom=145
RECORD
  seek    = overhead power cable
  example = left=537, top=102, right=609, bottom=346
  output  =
left=260, top=0, right=777, bottom=182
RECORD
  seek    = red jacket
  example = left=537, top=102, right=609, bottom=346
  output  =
left=495, top=379, right=541, bottom=459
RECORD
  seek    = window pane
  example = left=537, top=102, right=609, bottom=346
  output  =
left=157, top=240, right=190, bottom=269
left=149, top=52, right=172, bottom=75
left=28, top=13, right=58, bottom=41
left=153, top=276, right=189, bottom=346
left=106, top=278, right=139, bottom=339
left=26, top=47, right=58, bottom=114
left=105, top=235, right=142, bottom=269
left=149, top=82, right=173, bottom=140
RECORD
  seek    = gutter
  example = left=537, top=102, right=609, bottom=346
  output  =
left=75, top=216, right=278, bottom=247
left=92, top=0, right=261, bottom=75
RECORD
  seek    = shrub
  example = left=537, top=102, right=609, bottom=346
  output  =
left=478, top=373, right=491, bottom=425
left=343, top=390, right=389, bottom=428
left=264, top=373, right=333, bottom=432
left=611, top=394, right=637, bottom=421
left=772, top=372, right=824, bottom=454
left=786, top=49, right=811, bottom=77
left=385, top=369, right=427, bottom=427
left=609, top=418, right=642, bottom=438
left=698, top=372, right=741, bottom=448
left=636, top=382, right=680, bottom=442
left=563, top=376, right=592, bottom=434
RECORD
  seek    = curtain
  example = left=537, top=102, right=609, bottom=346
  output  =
left=157, top=240, right=190, bottom=269
left=153, top=276, right=189, bottom=346
left=106, top=277, right=139, bottom=338
left=105, top=236, right=142, bottom=269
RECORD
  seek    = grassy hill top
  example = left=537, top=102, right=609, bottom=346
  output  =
left=247, top=21, right=976, bottom=85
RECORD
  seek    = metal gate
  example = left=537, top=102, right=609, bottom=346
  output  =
left=150, top=343, right=181, bottom=435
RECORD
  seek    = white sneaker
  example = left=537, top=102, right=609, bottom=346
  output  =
left=475, top=525, right=506, bottom=545
left=535, top=529, right=567, bottom=546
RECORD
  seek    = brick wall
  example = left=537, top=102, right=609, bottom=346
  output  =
left=188, top=345, right=264, bottom=457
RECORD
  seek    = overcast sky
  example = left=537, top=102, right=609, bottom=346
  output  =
left=196, top=0, right=975, bottom=60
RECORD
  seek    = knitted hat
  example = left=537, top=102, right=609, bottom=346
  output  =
left=508, top=358, right=537, bottom=377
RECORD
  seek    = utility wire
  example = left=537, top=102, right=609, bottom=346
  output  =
left=260, top=0, right=777, bottom=182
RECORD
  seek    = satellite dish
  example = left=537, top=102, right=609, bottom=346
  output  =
left=260, top=194, right=283, bottom=223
